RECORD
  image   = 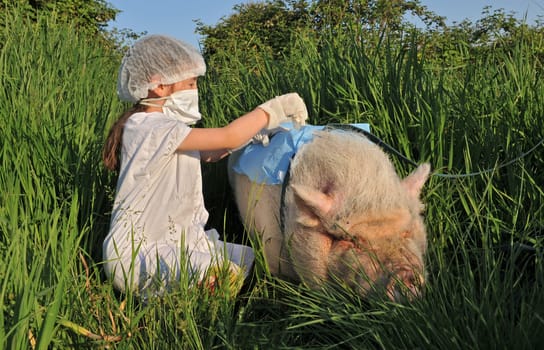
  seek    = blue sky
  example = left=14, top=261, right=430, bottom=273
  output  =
left=107, top=0, right=542, bottom=49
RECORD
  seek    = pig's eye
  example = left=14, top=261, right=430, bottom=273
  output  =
left=342, top=235, right=369, bottom=250
left=354, top=237, right=369, bottom=248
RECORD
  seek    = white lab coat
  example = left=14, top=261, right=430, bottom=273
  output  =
left=103, top=111, right=254, bottom=295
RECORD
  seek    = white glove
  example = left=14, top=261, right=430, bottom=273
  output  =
left=258, top=93, right=308, bottom=129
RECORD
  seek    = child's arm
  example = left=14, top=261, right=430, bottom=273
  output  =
left=178, top=107, right=269, bottom=152
left=200, top=149, right=230, bottom=162
left=178, top=93, right=308, bottom=153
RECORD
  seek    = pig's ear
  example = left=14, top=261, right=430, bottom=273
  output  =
left=291, top=184, right=334, bottom=228
left=402, top=163, right=431, bottom=199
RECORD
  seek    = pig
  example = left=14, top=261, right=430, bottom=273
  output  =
left=228, top=127, right=430, bottom=300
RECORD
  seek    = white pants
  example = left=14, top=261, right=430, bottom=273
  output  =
left=104, top=230, right=254, bottom=296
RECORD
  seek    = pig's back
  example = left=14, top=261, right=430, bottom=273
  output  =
left=289, top=130, right=409, bottom=218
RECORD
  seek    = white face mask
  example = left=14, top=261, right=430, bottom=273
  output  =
left=141, top=89, right=201, bottom=125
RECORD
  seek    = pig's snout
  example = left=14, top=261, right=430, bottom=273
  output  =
left=386, top=267, right=425, bottom=301
left=333, top=244, right=426, bottom=301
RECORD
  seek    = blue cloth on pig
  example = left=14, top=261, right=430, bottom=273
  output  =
left=231, top=122, right=371, bottom=185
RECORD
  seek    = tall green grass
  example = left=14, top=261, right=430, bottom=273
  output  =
left=0, top=6, right=121, bottom=348
left=1, top=5, right=542, bottom=349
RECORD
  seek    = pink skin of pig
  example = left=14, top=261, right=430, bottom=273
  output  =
left=229, top=130, right=430, bottom=301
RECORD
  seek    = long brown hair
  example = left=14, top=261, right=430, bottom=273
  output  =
left=102, top=104, right=146, bottom=171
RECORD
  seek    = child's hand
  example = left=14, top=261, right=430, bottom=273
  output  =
left=199, top=263, right=244, bottom=296
left=200, top=149, right=230, bottom=162
left=258, top=93, right=308, bottom=129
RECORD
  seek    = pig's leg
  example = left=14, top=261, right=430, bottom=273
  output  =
left=231, top=173, right=298, bottom=278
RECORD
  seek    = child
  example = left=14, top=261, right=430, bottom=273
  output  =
left=101, top=34, right=307, bottom=296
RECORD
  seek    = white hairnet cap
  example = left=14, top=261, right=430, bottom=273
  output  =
left=117, top=34, right=206, bottom=102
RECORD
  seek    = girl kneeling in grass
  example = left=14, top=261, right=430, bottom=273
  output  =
left=102, top=34, right=307, bottom=296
